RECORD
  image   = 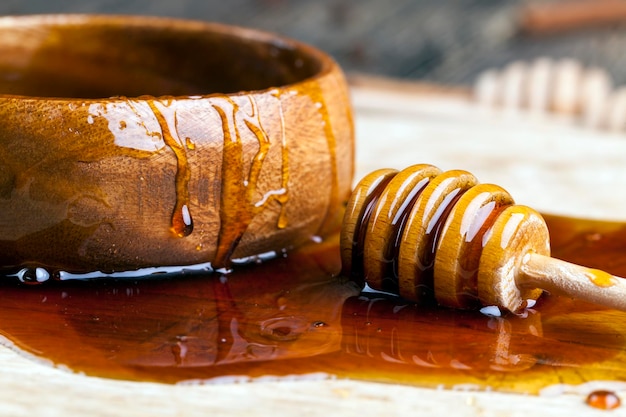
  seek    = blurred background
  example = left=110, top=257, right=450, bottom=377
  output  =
left=3, top=0, right=626, bottom=86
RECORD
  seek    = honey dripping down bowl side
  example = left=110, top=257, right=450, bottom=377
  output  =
left=0, top=15, right=354, bottom=279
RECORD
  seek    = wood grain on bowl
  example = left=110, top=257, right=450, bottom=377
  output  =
left=0, top=15, right=354, bottom=274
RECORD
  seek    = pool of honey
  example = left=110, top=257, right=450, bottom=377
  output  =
left=0, top=214, right=626, bottom=394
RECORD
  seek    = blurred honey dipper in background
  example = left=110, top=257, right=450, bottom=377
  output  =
left=473, top=57, right=626, bottom=130
left=521, top=0, right=626, bottom=35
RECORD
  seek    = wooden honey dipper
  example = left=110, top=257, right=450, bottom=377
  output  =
left=340, top=164, right=626, bottom=313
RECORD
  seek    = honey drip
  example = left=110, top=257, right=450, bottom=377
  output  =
left=272, top=92, right=290, bottom=229
left=213, top=95, right=290, bottom=267
left=147, top=100, right=194, bottom=237
left=1, top=214, right=626, bottom=394
left=308, top=86, right=340, bottom=234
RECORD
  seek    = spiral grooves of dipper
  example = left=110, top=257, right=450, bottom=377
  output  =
left=341, top=164, right=516, bottom=309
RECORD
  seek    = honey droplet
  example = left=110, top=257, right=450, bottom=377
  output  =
left=586, top=390, right=621, bottom=410
left=14, top=267, right=51, bottom=284
left=185, top=137, right=195, bottom=150
left=171, top=204, right=194, bottom=237
left=587, top=270, right=615, bottom=288
left=171, top=338, right=188, bottom=366
left=276, top=296, right=288, bottom=310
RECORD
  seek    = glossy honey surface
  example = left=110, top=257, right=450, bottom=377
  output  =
left=0, top=214, right=625, bottom=394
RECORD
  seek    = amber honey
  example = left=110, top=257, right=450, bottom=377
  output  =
left=0, top=213, right=625, bottom=395
left=587, top=390, right=622, bottom=410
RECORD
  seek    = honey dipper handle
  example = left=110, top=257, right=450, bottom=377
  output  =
left=519, top=253, right=626, bottom=311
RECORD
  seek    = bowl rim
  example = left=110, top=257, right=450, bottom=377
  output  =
left=0, top=14, right=339, bottom=102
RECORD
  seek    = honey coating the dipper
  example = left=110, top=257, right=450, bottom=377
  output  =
left=341, top=164, right=626, bottom=313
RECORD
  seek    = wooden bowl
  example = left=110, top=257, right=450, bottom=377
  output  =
left=0, top=15, right=354, bottom=275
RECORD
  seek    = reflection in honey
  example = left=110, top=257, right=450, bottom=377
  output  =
left=0, top=214, right=626, bottom=393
